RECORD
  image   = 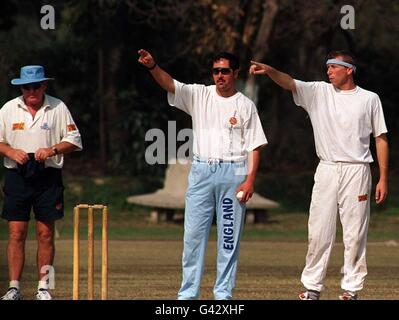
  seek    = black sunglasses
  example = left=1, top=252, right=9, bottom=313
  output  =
left=21, top=82, right=42, bottom=90
left=212, top=67, right=232, bottom=75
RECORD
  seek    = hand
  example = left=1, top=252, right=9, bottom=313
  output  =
left=6, top=149, right=29, bottom=165
left=249, top=60, right=272, bottom=75
left=375, top=179, right=388, bottom=204
left=35, top=148, right=55, bottom=162
left=138, top=49, right=156, bottom=69
left=236, top=181, right=254, bottom=203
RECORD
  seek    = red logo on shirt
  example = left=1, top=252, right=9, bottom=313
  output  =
left=12, top=123, right=25, bottom=130
left=55, top=203, right=63, bottom=210
left=229, top=117, right=237, bottom=125
left=358, top=194, right=368, bottom=202
left=67, top=124, right=77, bottom=132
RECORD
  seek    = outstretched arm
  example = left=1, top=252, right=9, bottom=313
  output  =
left=250, top=60, right=296, bottom=93
left=138, top=49, right=175, bottom=93
left=375, top=133, right=389, bottom=204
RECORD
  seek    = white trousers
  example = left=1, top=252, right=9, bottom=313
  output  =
left=301, top=160, right=371, bottom=292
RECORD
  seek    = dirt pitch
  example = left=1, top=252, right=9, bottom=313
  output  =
left=1, top=240, right=399, bottom=300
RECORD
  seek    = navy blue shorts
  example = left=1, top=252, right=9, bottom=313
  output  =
left=1, top=168, right=64, bottom=222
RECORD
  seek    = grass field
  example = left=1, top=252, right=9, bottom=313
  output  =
left=0, top=174, right=398, bottom=300
left=1, top=211, right=399, bottom=300
left=0, top=240, right=398, bottom=300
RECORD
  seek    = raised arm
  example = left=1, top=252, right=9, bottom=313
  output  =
left=138, top=49, right=175, bottom=93
left=375, top=133, right=389, bottom=204
left=250, top=60, right=296, bottom=93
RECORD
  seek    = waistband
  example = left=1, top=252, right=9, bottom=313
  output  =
left=319, top=160, right=369, bottom=166
left=7, top=167, right=62, bottom=172
left=193, top=155, right=246, bottom=164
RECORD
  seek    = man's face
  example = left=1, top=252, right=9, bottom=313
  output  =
left=21, top=81, right=47, bottom=107
left=212, top=58, right=238, bottom=94
left=326, top=56, right=353, bottom=88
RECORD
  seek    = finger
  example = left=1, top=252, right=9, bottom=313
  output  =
left=375, top=188, right=380, bottom=199
left=375, top=190, right=381, bottom=203
left=250, top=60, right=263, bottom=66
left=19, top=157, right=28, bottom=165
left=239, top=191, right=247, bottom=203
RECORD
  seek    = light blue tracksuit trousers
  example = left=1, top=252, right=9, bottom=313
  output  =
left=177, top=158, right=247, bottom=300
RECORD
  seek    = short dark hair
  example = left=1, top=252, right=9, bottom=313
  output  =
left=327, top=50, right=356, bottom=66
left=213, top=52, right=240, bottom=70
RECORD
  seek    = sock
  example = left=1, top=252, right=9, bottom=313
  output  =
left=9, top=280, right=20, bottom=290
left=38, top=280, right=49, bottom=290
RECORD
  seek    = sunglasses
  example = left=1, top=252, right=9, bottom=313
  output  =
left=21, top=82, right=42, bottom=90
left=212, top=67, right=232, bottom=75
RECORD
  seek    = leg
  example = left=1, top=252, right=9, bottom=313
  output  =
left=36, top=220, right=55, bottom=284
left=339, top=164, right=371, bottom=293
left=301, top=163, right=339, bottom=292
left=213, top=162, right=246, bottom=300
left=1, top=169, right=32, bottom=283
left=7, top=221, right=29, bottom=282
left=178, top=163, right=214, bottom=300
left=32, top=168, right=63, bottom=295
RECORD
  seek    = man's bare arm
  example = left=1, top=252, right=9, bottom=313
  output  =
left=375, top=133, right=389, bottom=204
left=138, top=49, right=175, bottom=93
left=250, top=60, right=296, bottom=93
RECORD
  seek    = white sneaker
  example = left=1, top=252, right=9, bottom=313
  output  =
left=339, top=291, right=358, bottom=300
left=0, top=287, right=23, bottom=300
left=298, top=290, right=320, bottom=300
left=36, top=289, right=52, bottom=300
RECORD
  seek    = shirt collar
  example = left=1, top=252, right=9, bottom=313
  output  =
left=17, top=94, right=52, bottom=111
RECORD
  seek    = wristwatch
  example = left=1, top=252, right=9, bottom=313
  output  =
left=52, top=147, right=58, bottom=156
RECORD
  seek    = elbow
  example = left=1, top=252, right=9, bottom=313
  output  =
left=167, top=82, right=175, bottom=94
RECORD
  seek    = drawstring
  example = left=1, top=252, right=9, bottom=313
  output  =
left=207, top=158, right=220, bottom=173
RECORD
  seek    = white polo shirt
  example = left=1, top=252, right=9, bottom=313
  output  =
left=293, top=80, right=387, bottom=163
left=0, top=94, right=83, bottom=169
left=168, top=80, right=267, bottom=161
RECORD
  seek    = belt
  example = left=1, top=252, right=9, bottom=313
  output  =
left=320, top=160, right=369, bottom=166
left=193, top=155, right=245, bottom=165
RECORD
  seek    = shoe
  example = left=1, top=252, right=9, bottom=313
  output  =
left=299, top=290, right=320, bottom=300
left=0, top=287, right=23, bottom=300
left=36, top=289, right=52, bottom=300
left=339, top=291, right=358, bottom=300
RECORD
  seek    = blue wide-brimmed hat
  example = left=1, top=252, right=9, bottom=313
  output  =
left=11, top=65, right=54, bottom=85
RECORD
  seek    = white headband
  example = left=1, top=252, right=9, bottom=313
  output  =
left=326, top=58, right=356, bottom=73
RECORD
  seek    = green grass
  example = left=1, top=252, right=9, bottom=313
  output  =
left=0, top=174, right=398, bottom=241
left=2, top=211, right=399, bottom=242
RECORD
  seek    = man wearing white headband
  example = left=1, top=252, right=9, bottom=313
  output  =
left=250, top=50, right=388, bottom=300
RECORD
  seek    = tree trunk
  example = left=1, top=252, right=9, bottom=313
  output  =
left=243, top=0, right=279, bottom=102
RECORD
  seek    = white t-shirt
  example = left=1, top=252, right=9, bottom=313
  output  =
left=293, top=80, right=387, bottom=163
left=0, top=94, right=83, bottom=169
left=168, top=80, right=267, bottom=161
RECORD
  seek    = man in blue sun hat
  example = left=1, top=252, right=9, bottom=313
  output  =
left=0, top=65, right=83, bottom=300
